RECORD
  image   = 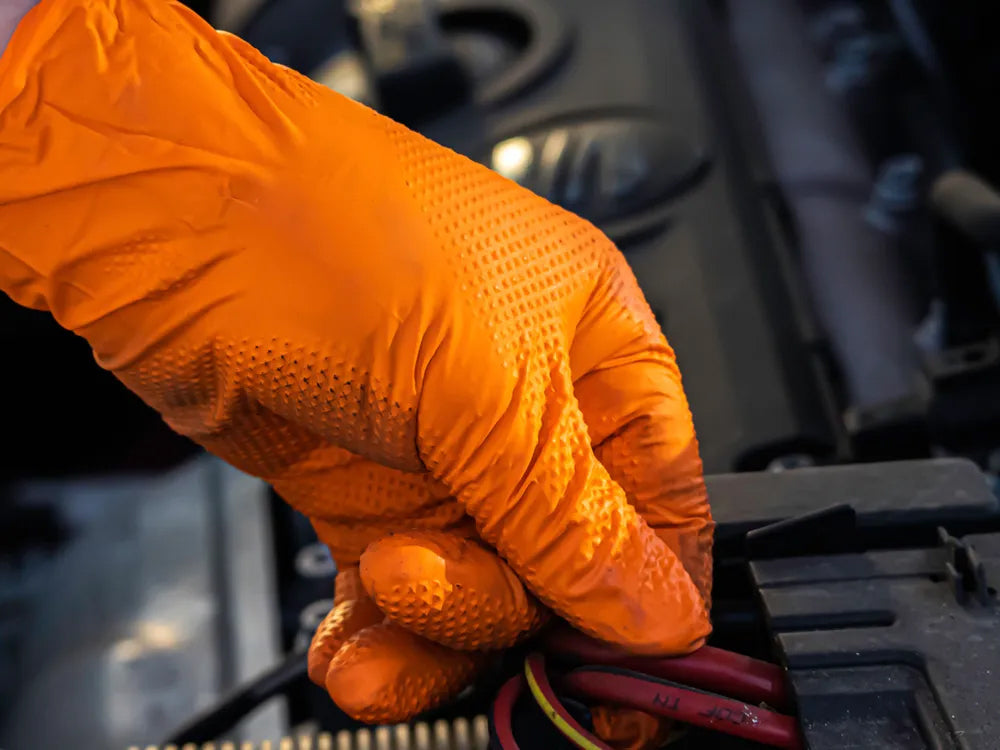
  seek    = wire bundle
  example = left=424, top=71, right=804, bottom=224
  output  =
left=489, top=632, right=804, bottom=750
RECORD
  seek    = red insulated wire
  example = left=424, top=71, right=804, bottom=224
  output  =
left=544, top=629, right=790, bottom=709
left=561, top=666, right=804, bottom=750
left=490, top=676, right=524, bottom=750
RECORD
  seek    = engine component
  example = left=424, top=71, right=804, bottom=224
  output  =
left=345, top=0, right=471, bottom=125
left=488, top=116, right=708, bottom=237
left=864, top=153, right=925, bottom=235
left=726, top=0, right=925, bottom=413
left=753, top=528, right=1000, bottom=749
left=134, top=716, right=491, bottom=750
left=932, top=169, right=1000, bottom=307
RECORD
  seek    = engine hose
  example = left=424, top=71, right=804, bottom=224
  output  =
left=726, top=0, right=924, bottom=410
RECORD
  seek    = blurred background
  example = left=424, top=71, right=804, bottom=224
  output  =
left=2, top=0, right=1000, bottom=747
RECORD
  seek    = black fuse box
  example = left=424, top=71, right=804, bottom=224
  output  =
left=710, top=458, right=1000, bottom=749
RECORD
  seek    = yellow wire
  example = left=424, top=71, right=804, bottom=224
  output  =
left=523, top=659, right=606, bottom=750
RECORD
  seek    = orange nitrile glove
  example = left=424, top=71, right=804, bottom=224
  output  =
left=0, top=0, right=714, bottom=728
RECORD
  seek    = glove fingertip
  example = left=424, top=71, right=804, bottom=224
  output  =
left=326, top=622, right=483, bottom=723
left=307, top=597, right=384, bottom=687
left=360, top=531, right=546, bottom=650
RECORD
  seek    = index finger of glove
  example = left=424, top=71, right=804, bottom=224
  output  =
left=575, top=359, right=714, bottom=607
left=569, top=253, right=714, bottom=605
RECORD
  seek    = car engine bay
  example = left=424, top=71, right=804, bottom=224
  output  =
left=2, top=1, right=1000, bottom=748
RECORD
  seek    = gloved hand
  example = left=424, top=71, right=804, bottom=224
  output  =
left=0, top=0, right=714, bottom=727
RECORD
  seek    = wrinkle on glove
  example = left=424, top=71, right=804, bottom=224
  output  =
left=0, top=0, right=713, bottom=727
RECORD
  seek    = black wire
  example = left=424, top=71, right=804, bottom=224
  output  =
left=162, top=651, right=310, bottom=746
